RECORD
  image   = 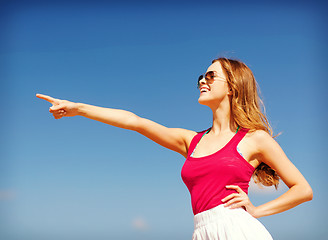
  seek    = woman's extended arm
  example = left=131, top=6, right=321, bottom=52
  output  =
left=36, top=94, right=196, bottom=157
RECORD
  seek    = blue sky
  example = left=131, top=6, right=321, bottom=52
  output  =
left=1, top=1, right=327, bottom=239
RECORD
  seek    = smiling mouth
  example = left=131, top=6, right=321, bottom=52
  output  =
left=200, top=88, right=209, bottom=93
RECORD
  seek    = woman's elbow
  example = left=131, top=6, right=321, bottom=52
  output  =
left=306, top=187, right=313, bottom=201
left=303, top=185, right=313, bottom=202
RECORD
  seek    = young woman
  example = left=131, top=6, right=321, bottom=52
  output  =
left=37, top=57, right=313, bottom=240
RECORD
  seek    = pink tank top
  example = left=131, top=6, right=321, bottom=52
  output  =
left=181, top=127, right=255, bottom=215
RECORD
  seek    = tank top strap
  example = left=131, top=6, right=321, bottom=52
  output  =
left=187, top=129, right=210, bottom=157
left=230, top=127, right=250, bottom=147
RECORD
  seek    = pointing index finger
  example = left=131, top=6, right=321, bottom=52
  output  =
left=36, top=93, right=58, bottom=104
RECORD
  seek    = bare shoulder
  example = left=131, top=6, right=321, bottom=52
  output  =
left=181, top=128, right=199, bottom=146
left=247, top=129, right=272, bottom=140
left=170, top=128, right=198, bottom=143
left=245, top=129, right=275, bottom=153
left=245, top=129, right=288, bottom=170
left=247, top=130, right=273, bottom=143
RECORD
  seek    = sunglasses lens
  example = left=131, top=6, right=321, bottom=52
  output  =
left=197, top=75, right=204, bottom=88
left=205, top=71, right=215, bottom=80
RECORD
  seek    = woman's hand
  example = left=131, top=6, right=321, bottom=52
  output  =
left=36, top=94, right=79, bottom=119
left=222, top=185, right=258, bottom=218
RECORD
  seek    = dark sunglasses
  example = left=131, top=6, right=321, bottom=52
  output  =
left=197, top=71, right=226, bottom=89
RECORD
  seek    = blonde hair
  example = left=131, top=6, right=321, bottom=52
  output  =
left=212, top=57, right=280, bottom=189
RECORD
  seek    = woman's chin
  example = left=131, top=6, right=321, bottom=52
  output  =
left=198, top=97, right=211, bottom=106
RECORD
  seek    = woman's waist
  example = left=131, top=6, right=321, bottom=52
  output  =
left=193, top=204, right=247, bottom=229
left=190, top=184, right=249, bottom=214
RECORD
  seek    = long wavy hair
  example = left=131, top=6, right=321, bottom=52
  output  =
left=212, top=57, right=280, bottom=189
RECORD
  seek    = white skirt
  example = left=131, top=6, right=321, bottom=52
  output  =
left=192, top=204, right=273, bottom=240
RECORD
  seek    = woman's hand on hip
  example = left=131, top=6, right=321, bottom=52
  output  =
left=36, top=94, right=79, bottom=119
left=221, top=185, right=259, bottom=218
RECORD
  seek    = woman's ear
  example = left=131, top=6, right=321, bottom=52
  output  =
left=227, top=88, right=233, bottom=96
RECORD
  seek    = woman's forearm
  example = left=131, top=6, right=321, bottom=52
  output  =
left=77, top=103, right=140, bottom=130
left=254, top=184, right=313, bottom=218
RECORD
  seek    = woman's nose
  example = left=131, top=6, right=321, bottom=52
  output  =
left=199, top=76, right=207, bottom=85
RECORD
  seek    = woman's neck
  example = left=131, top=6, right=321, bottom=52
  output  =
left=210, top=105, right=237, bottom=135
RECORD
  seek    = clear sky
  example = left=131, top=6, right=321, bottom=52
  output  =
left=1, top=1, right=327, bottom=239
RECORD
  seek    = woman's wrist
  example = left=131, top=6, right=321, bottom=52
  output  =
left=252, top=205, right=270, bottom=218
left=252, top=206, right=262, bottom=218
left=247, top=205, right=264, bottom=219
left=76, top=102, right=86, bottom=116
